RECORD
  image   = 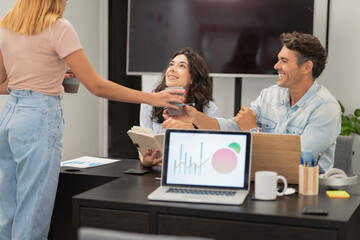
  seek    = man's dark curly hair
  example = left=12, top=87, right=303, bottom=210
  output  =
left=151, top=47, right=213, bottom=123
left=280, top=32, right=328, bottom=79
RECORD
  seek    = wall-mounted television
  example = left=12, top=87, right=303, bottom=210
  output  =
left=127, top=0, right=328, bottom=78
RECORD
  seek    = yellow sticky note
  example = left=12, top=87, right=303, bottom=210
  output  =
left=326, top=190, right=350, bottom=199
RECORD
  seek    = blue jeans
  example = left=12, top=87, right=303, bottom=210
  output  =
left=0, top=90, right=64, bottom=240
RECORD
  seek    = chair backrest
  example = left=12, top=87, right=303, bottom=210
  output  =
left=78, top=227, right=215, bottom=240
left=334, top=135, right=355, bottom=176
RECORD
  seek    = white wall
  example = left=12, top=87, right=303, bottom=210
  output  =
left=61, top=0, right=108, bottom=160
left=321, top=0, right=360, bottom=174
left=0, top=0, right=107, bottom=161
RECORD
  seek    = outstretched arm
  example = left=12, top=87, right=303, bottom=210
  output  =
left=64, top=49, right=185, bottom=108
left=163, top=105, right=220, bottom=129
left=162, top=118, right=195, bottom=130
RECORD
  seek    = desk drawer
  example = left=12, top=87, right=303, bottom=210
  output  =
left=158, top=214, right=337, bottom=240
left=80, top=207, right=149, bottom=233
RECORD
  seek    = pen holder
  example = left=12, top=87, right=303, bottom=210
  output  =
left=299, top=165, right=319, bottom=195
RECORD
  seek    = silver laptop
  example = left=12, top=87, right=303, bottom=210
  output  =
left=148, top=129, right=252, bottom=205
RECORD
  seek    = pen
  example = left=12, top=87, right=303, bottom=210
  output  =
left=184, top=103, right=195, bottom=107
left=164, top=103, right=195, bottom=110
left=301, top=156, right=304, bottom=165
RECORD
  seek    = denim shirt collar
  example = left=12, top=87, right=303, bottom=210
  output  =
left=280, top=80, right=319, bottom=107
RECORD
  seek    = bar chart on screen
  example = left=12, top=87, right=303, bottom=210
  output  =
left=173, top=142, right=209, bottom=176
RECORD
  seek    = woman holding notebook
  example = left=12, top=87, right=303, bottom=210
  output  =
left=139, top=47, right=218, bottom=167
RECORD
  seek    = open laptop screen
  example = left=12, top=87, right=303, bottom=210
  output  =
left=162, top=129, right=251, bottom=189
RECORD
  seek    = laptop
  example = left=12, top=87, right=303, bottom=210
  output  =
left=148, top=129, right=252, bottom=205
left=251, top=133, right=301, bottom=184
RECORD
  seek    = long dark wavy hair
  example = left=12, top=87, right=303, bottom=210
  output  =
left=151, top=47, right=213, bottom=123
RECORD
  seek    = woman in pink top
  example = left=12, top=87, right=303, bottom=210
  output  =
left=0, top=0, right=184, bottom=239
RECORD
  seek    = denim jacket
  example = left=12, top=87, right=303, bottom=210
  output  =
left=216, top=81, right=341, bottom=172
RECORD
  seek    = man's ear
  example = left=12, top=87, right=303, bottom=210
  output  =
left=302, top=60, right=313, bottom=75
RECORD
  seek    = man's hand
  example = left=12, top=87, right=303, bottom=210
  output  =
left=162, top=118, right=195, bottom=129
left=163, top=105, right=197, bottom=123
left=235, top=105, right=258, bottom=131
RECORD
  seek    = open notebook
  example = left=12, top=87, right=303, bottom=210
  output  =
left=148, top=129, right=252, bottom=205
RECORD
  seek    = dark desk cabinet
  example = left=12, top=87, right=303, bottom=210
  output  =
left=71, top=161, right=360, bottom=240
left=49, top=159, right=145, bottom=240
left=49, top=173, right=117, bottom=239
left=80, top=207, right=149, bottom=233
left=157, top=214, right=337, bottom=240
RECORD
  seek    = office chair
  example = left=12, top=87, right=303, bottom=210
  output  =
left=78, top=227, right=215, bottom=240
left=333, top=135, right=355, bottom=175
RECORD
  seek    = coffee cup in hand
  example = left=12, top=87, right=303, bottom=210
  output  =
left=255, top=171, right=287, bottom=200
left=165, top=87, right=185, bottom=116
left=63, top=68, right=80, bottom=93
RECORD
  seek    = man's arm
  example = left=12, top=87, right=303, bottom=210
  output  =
left=163, top=106, right=220, bottom=130
left=162, top=119, right=196, bottom=130
left=300, top=102, right=341, bottom=172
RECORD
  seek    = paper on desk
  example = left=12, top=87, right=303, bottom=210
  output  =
left=60, top=156, right=120, bottom=168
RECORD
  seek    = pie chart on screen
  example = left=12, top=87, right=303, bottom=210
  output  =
left=211, top=142, right=240, bottom=174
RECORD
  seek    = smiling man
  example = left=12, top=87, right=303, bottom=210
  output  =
left=165, top=32, right=341, bottom=173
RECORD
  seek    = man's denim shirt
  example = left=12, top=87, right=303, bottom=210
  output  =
left=216, top=81, right=341, bottom=172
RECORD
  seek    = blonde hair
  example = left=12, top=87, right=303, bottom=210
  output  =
left=0, top=0, right=64, bottom=35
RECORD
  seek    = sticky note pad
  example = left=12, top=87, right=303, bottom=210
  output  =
left=326, top=190, right=350, bottom=199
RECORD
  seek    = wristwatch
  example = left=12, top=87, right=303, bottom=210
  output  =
left=249, top=127, right=262, bottom=133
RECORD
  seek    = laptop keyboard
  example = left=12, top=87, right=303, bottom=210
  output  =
left=166, top=187, right=236, bottom=196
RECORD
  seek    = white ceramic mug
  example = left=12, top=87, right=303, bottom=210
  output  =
left=255, top=171, right=287, bottom=200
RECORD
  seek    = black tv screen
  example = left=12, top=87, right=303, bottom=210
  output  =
left=127, top=0, right=325, bottom=77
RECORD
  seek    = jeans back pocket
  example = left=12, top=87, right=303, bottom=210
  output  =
left=9, top=107, right=47, bottom=144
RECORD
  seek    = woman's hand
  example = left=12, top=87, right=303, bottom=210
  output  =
left=64, top=68, right=74, bottom=79
left=150, top=88, right=186, bottom=108
left=139, top=149, right=163, bottom=167
left=64, top=73, right=74, bottom=79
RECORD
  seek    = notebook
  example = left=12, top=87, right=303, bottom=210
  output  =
left=251, top=133, right=301, bottom=184
left=148, top=129, right=252, bottom=205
